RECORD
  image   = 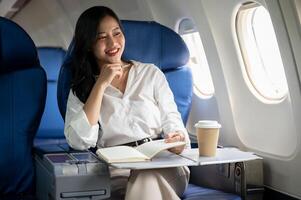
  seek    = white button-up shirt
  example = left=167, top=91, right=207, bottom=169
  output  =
left=64, top=60, right=190, bottom=150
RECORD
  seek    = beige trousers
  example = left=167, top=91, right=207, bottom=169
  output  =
left=109, top=166, right=190, bottom=200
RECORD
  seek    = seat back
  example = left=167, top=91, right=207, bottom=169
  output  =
left=35, top=47, right=66, bottom=146
left=0, top=17, right=47, bottom=194
left=58, top=20, right=193, bottom=124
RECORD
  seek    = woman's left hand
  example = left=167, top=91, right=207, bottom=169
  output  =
left=165, top=132, right=186, bottom=154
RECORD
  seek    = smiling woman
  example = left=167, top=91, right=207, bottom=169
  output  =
left=64, top=6, right=190, bottom=200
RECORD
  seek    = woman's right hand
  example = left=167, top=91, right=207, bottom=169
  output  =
left=83, top=63, right=122, bottom=124
left=96, top=63, right=122, bottom=87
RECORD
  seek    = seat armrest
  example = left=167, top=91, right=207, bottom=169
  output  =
left=34, top=143, right=111, bottom=199
left=34, top=143, right=84, bottom=158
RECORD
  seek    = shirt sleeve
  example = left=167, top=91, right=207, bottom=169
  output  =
left=64, top=90, right=100, bottom=150
left=153, top=67, right=191, bottom=148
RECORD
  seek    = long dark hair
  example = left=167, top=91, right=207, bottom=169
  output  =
left=71, top=6, right=123, bottom=103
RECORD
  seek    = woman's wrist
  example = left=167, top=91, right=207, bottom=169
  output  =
left=95, top=78, right=109, bottom=91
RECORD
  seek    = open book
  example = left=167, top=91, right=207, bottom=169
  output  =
left=96, top=139, right=186, bottom=163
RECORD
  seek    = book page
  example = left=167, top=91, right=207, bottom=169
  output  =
left=135, top=139, right=186, bottom=159
left=96, top=146, right=149, bottom=163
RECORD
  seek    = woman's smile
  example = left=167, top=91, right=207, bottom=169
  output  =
left=106, top=48, right=120, bottom=57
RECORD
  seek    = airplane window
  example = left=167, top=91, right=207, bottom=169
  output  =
left=236, top=3, right=288, bottom=103
left=178, top=18, right=215, bottom=99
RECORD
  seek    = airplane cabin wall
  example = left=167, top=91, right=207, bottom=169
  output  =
left=200, top=0, right=301, bottom=198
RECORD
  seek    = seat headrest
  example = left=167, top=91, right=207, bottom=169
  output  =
left=37, top=47, right=66, bottom=81
left=122, top=20, right=189, bottom=71
left=0, top=17, right=39, bottom=73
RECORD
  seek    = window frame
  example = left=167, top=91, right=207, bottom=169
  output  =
left=235, top=2, right=288, bottom=103
left=178, top=18, right=215, bottom=99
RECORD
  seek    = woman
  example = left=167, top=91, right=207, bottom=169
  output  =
left=64, top=6, right=190, bottom=200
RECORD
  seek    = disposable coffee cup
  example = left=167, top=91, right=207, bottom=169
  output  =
left=194, top=120, right=221, bottom=157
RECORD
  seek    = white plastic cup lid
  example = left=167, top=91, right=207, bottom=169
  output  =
left=194, top=120, right=221, bottom=129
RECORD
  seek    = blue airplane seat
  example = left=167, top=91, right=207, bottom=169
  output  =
left=34, top=47, right=67, bottom=146
left=182, top=184, right=242, bottom=200
left=0, top=17, right=47, bottom=196
left=57, top=20, right=241, bottom=200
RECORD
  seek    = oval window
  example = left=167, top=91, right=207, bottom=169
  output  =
left=236, top=3, right=288, bottom=102
left=178, top=18, right=215, bottom=98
